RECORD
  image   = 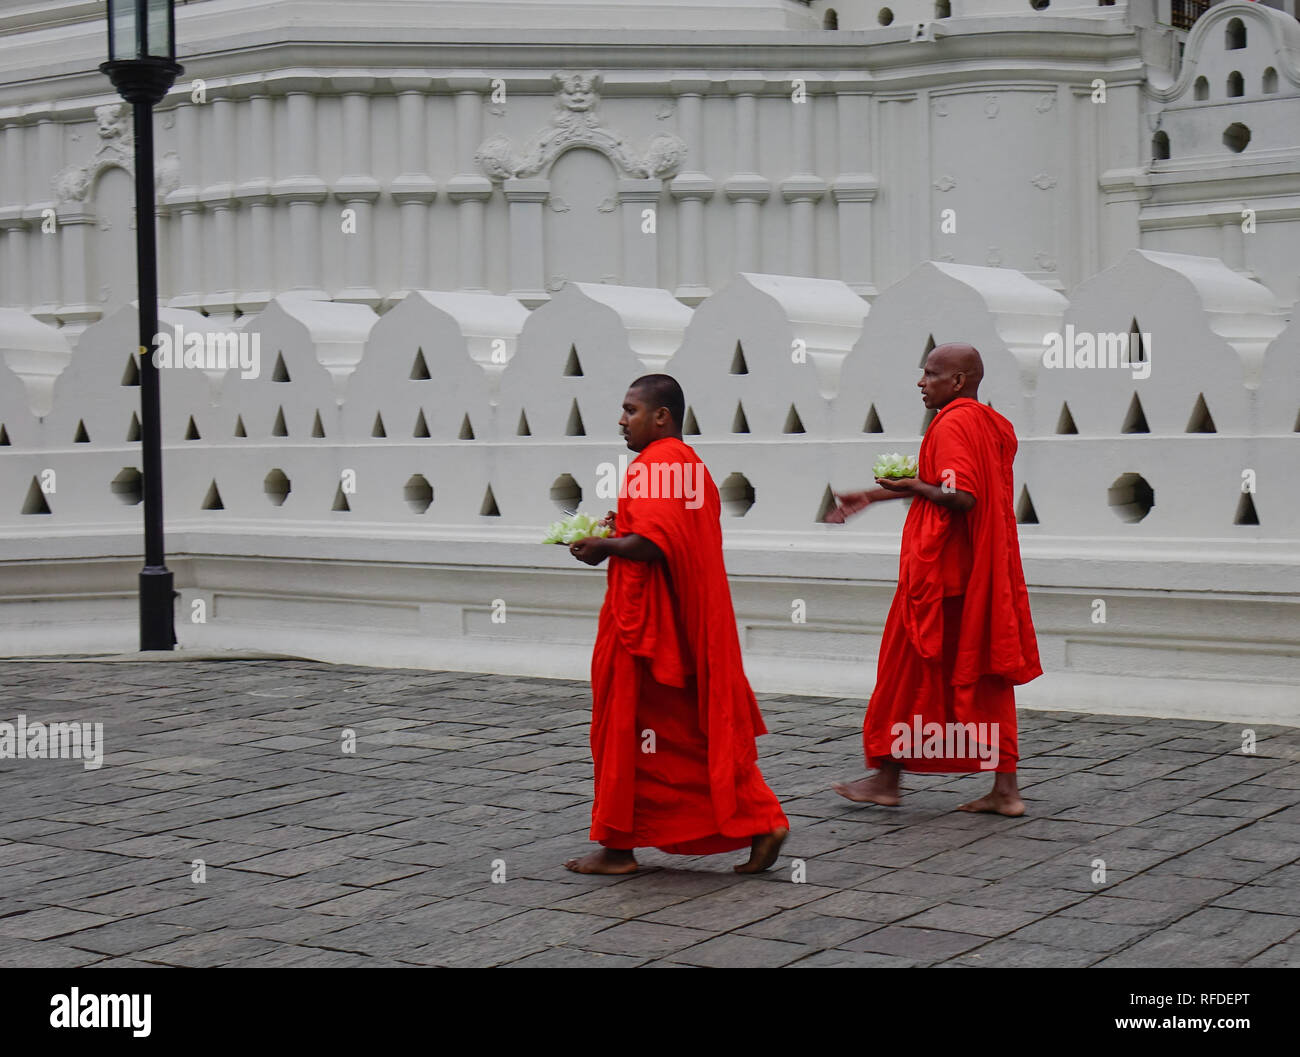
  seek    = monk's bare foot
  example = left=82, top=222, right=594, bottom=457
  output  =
left=832, top=776, right=901, bottom=806
left=563, top=848, right=639, bottom=875
left=734, top=827, right=789, bottom=874
left=956, top=792, right=1025, bottom=817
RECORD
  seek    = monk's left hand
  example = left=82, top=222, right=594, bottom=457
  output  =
left=875, top=476, right=920, bottom=494
left=569, top=537, right=609, bottom=565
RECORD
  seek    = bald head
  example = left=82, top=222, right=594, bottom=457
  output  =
left=919, top=342, right=983, bottom=410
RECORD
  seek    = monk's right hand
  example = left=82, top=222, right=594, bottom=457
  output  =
left=569, top=537, right=609, bottom=565
left=825, top=491, right=872, bottom=523
left=598, top=510, right=616, bottom=532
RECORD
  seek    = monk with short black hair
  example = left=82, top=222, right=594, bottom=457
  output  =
left=827, top=344, right=1041, bottom=816
left=565, top=374, right=789, bottom=874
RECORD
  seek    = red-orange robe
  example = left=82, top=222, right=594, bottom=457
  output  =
left=865, top=398, right=1041, bottom=774
left=589, top=436, right=788, bottom=853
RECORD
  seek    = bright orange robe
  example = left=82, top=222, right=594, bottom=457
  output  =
left=589, top=436, right=788, bottom=853
left=865, top=398, right=1042, bottom=773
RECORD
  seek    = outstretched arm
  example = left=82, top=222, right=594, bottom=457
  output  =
left=824, top=487, right=908, bottom=523
left=874, top=475, right=976, bottom=512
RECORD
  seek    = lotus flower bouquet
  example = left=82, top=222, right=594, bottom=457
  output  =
left=542, top=510, right=612, bottom=544
left=873, top=452, right=919, bottom=479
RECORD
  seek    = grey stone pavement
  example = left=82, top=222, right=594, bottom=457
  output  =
left=0, top=658, right=1297, bottom=968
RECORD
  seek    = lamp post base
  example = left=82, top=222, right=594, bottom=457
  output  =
left=140, top=565, right=177, bottom=651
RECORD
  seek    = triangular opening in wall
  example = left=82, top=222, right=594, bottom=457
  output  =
left=126, top=413, right=141, bottom=442
left=564, top=400, right=585, bottom=437
left=563, top=345, right=583, bottom=377
left=21, top=477, right=51, bottom=515
left=371, top=412, right=387, bottom=438
left=311, top=411, right=325, bottom=438
left=459, top=414, right=476, bottom=440
left=1121, top=393, right=1150, bottom=434
left=234, top=415, right=247, bottom=438
left=815, top=485, right=838, bottom=524
left=0, top=424, right=10, bottom=446
left=332, top=484, right=351, bottom=512
left=74, top=420, right=90, bottom=443
left=1056, top=401, right=1078, bottom=435
left=413, top=409, right=431, bottom=438
left=201, top=481, right=224, bottom=511
left=271, top=407, right=288, bottom=437
left=732, top=401, right=750, bottom=434
left=1186, top=393, right=1216, bottom=433
left=185, top=416, right=201, bottom=440
left=1234, top=492, right=1260, bottom=526
left=121, top=354, right=140, bottom=386
left=730, top=341, right=749, bottom=375
left=410, top=348, right=431, bottom=380
left=271, top=351, right=291, bottom=383
left=1128, top=318, right=1147, bottom=364
left=1015, top=485, right=1039, bottom=525
left=480, top=484, right=500, bottom=517
left=919, top=334, right=936, bottom=368
left=863, top=405, right=883, bottom=434
left=921, top=408, right=937, bottom=434
left=684, top=406, right=701, bottom=435
left=783, top=404, right=806, bottom=434
left=516, top=410, right=532, bottom=437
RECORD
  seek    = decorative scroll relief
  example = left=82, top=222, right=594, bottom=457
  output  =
left=50, top=102, right=179, bottom=205
left=475, top=72, right=687, bottom=181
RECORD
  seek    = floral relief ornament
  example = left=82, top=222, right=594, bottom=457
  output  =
left=476, top=72, right=687, bottom=181
left=52, top=103, right=179, bottom=204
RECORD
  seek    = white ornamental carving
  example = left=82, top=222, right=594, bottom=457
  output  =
left=476, top=72, right=687, bottom=181
left=51, top=103, right=181, bottom=205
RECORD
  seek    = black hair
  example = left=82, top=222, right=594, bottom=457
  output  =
left=629, top=373, right=685, bottom=429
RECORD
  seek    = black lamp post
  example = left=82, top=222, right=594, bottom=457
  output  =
left=100, top=0, right=182, bottom=651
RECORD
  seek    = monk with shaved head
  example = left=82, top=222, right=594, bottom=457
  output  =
left=827, top=343, right=1041, bottom=815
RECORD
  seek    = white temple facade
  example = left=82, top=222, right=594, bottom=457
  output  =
left=0, top=0, right=1296, bottom=724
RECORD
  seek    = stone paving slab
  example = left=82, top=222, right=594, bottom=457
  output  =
left=0, top=658, right=1296, bottom=968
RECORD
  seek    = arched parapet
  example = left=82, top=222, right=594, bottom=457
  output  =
left=0, top=308, right=72, bottom=418
left=1149, top=2, right=1300, bottom=104
left=0, top=353, right=37, bottom=450
left=831, top=261, right=1060, bottom=441
left=556, top=284, right=692, bottom=374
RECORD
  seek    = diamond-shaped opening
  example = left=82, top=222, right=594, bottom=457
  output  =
left=563, top=345, right=583, bottom=377
left=110, top=467, right=142, bottom=506
left=21, top=476, right=51, bottom=515
left=730, top=341, right=749, bottom=375
left=271, top=407, right=288, bottom=437
left=1015, top=485, right=1039, bottom=525
left=184, top=416, right=201, bottom=440
left=564, top=401, right=585, bottom=437
left=74, top=420, right=90, bottom=443
left=1056, top=402, right=1078, bottom=435
left=201, top=480, right=224, bottom=511
left=550, top=473, right=582, bottom=513
left=271, top=351, right=291, bottom=382
left=410, top=348, right=431, bottom=380
left=731, top=402, right=750, bottom=434
left=460, top=414, right=476, bottom=440
left=783, top=405, right=806, bottom=435
left=684, top=407, right=701, bottom=435
left=480, top=484, right=500, bottom=516
left=718, top=472, right=755, bottom=517
left=413, top=410, right=431, bottom=438
left=404, top=474, right=433, bottom=514
left=264, top=468, right=290, bottom=507
left=863, top=405, right=883, bottom=434
left=1234, top=491, right=1259, bottom=526
left=1121, top=393, right=1150, bottom=434
left=1108, top=472, right=1154, bottom=523
left=1186, top=393, right=1216, bottom=434
left=127, top=413, right=141, bottom=442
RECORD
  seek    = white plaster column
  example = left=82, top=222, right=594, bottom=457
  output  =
left=503, top=177, right=548, bottom=306
left=235, top=87, right=274, bottom=312
left=831, top=77, right=878, bottom=297
left=273, top=84, right=328, bottom=297
left=200, top=95, right=238, bottom=319
left=389, top=78, right=437, bottom=295
left=723, top=78, right=770, bottom=274
left=30, top=115, right=60, bottom=321
left=55, top=201, right=97, bottom=329
left=166, top=97, right=203, bottom=309
left=780, top=81, right=827, bottom=278
left=618, top=178, right=661, bottom=288
left=333, top=79, right=381, bottom=306
left=669, top=80, right=714, bottom=305
left=445, top=79, right=493, bottom=292
left=0, top=121, right=29, bottom=310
